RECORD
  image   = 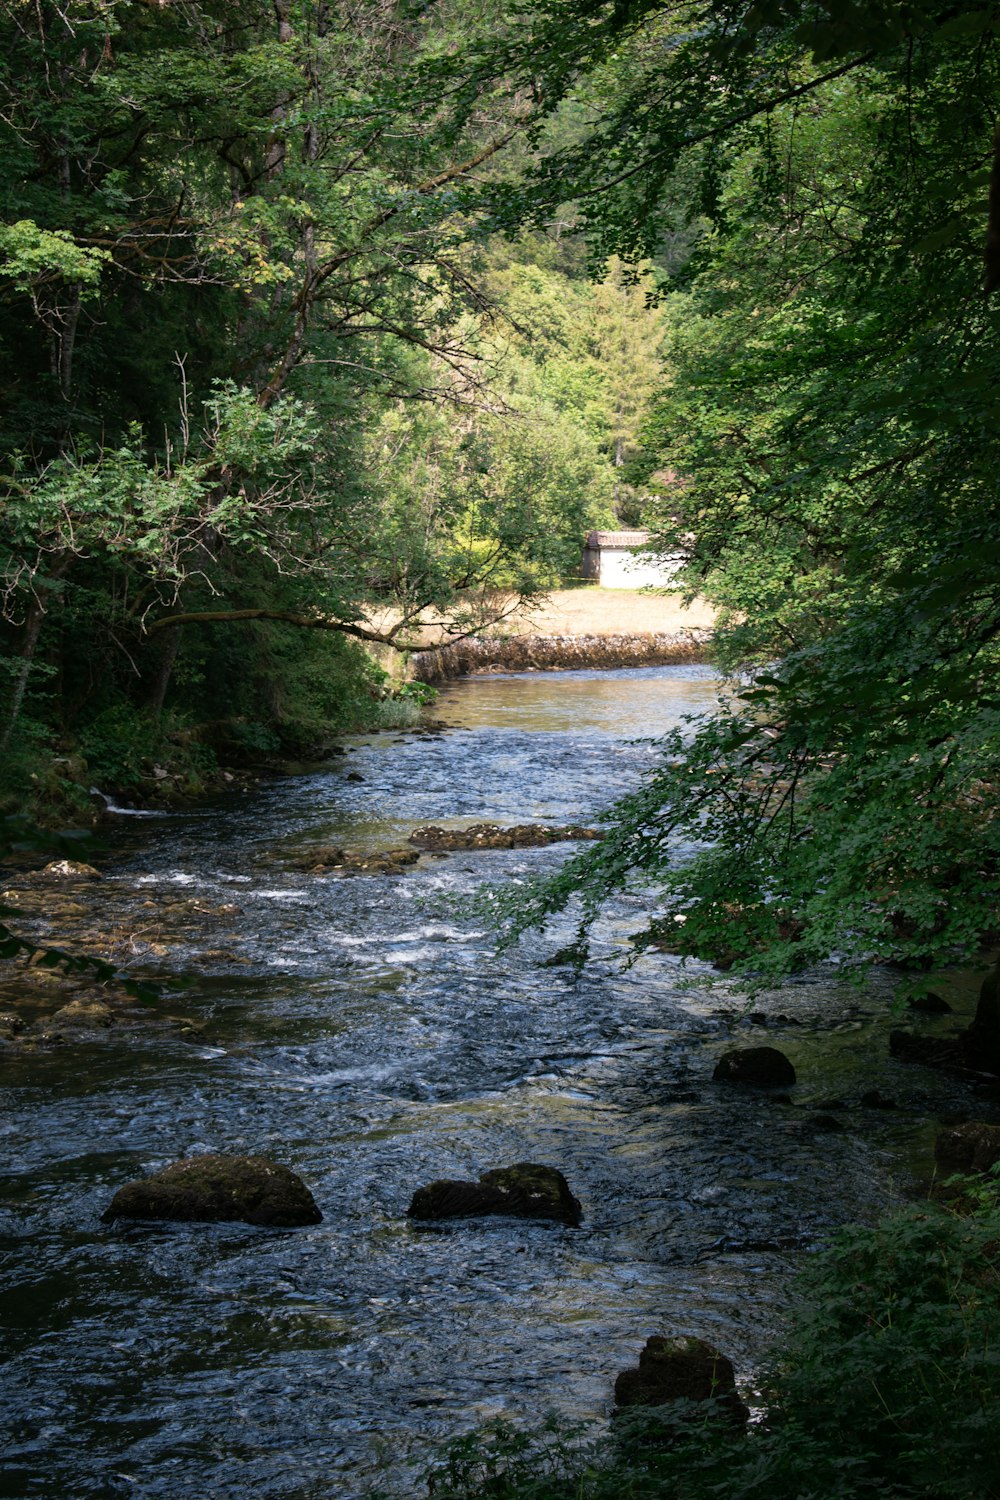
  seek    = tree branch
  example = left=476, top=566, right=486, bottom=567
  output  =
left=257, top=118, right=528, bottom=407
left=142, top=607, right=417, bottom=646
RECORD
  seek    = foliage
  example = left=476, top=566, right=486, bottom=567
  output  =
left=426, top=1182, right=1000, bottom=1500
left=470, top=1, right=1000, bottom=983
left=0, top=0, right=618, bottom=803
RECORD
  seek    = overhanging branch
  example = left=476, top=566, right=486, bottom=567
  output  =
left=143, top=607, right=411, bottom=647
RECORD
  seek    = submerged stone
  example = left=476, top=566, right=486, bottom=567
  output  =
left=407, top=1162, right=582, bottom=1226
left=712, top=1046, right=796, bottom=1088
left=614, top=1335, right=748, bottom=1429
left=102, top=1154, right=323, bottom=1227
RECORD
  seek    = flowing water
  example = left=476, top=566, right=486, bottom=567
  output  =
left=0, top=665, right=985, bottom=1500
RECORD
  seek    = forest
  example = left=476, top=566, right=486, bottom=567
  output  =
left=2, top=2, right=1000, bottom=1497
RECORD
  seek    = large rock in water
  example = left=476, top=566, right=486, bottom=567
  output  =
left=50, top=999, right=116, bottom=1029
left=36, top=859, right=102, bottom=881
left=935, top=1122, right=1000, bottom=1179
left=889, top=1029, right=962, bottom=1069
left=409, top=823, right=599, bottom=851
left=407, top=1163, right=582, bottom=1226
left=102, top=1155, right=322, bottom=1227
left=713, top=1046, right=796, bottom=1088
left=614, top=1335, right=748, bottom=1429
left=961, top=966, right=1000, bottom=1075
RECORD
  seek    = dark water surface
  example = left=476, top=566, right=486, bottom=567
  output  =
left=0, top=666, right=982, bottom=1499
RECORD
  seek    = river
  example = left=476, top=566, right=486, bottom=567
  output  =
left=0, top=664, right=981, bottom=1499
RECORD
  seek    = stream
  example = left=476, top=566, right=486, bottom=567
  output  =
left=0, top=664, right=986, bottom=1500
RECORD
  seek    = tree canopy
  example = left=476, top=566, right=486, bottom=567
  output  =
left=0, top=0, right=630, bottom=800
left=478, top=0, right=1000, bottom=985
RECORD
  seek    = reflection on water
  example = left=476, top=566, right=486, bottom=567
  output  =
left=0, top=665, right=984, bottom=1499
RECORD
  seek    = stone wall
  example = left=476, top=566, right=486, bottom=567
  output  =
left=409, top=629, right=712, bottom=682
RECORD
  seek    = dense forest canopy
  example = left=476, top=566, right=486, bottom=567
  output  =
left=3, top=0, right=1000, bottom=988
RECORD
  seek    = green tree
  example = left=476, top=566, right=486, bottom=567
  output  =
left=475, top=2, right=1000, bottom=984
left=0, top=0, right=553, bottom=795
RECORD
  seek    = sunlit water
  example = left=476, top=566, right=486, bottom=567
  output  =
left=0, top=665, right=985, bottom=1499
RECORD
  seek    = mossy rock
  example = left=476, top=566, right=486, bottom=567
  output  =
left=935, top=1122, right=1000, bottom=1179
left=908, top=991, right=952, bottom=1014
left=961, top=966, right=1000, bottom=1075
left=102, top=1154, right=323, bottom=1227
left=889, top=1029, right=962, bottom=1069
left=615, top=1335, right=748, bottom=1429
left=37, top=859, right=102, bottom=881
left=713, top=1046, right=796, bottom=1087
left=407, top=1162, right=582, bottom=1226
left=287, top=844, right=419, bottom=875
left=408, top=823, right=599, bottom=851
left=50, top=999, right=115, bottom=1029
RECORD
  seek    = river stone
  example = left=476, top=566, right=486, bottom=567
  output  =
left=961, top=966, right=1000, bottom=1075
left=37, top=859, right=102, bottom=880
left=408, top=823, right=599, bottom=852
left=934, top=1122, right=1000, bottom=1178
left=288, top=844, right=419, bottom=876
left=102, top=1155, right=323, bottom=1227
left=889, top=1029, right=962, bottom=1069
left=712, top=1046, right=796, bottom=1088
left=407, top=1163, right=582, bottom=1226
left=614, top=1335, right=748, bottom=1429
left=50, top=998, right=115, bottom=1029
left=909, top=991, right=952, bottom=1014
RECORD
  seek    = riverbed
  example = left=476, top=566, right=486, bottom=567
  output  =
left=0, top=665, right=985, bottom=1499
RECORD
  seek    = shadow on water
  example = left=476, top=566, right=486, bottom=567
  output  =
left=0, top=665, right=990, bottom=1498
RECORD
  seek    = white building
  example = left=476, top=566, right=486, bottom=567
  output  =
left=581, top=530, right=681, bottom=588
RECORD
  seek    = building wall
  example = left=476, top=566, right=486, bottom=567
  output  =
left=596, top=546, right=681, bottom=588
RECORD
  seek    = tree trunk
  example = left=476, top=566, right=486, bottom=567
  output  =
left=1, top=597, right=47, bottom=755
left=985, top=121, right=1000, bottom=296
left=145, top=625, right=182, bottom=718
left=1, top=558, right=71, bottom=753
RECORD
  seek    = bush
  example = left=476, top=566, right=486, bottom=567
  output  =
left=77, top=700, right=216, bottom=793
left=426, top=1179, right=1000, bottom=1500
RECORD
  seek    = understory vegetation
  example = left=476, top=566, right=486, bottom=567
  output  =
left=427, top=1176, right=1000, bottom=1500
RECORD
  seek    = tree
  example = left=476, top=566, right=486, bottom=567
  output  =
left=475, top=2, right=1000, bottom=985
left=0, top=0, right=556, bottom=790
